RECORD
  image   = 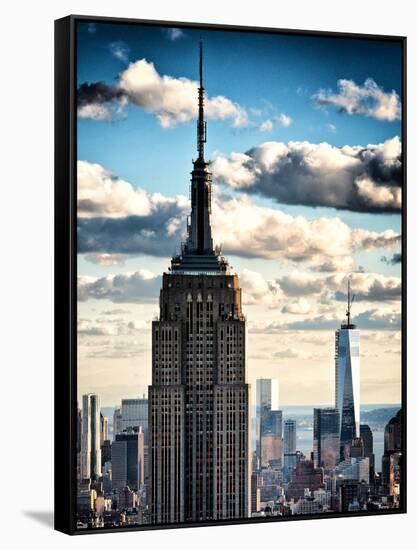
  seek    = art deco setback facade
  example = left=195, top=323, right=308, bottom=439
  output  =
left=148, top=43, right=250, bottom=525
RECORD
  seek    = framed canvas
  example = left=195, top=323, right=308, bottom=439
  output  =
left=54, top=15, right=406, bottom=535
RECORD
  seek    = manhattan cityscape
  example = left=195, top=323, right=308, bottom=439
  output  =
left=76, top=22, right=403, bottom=529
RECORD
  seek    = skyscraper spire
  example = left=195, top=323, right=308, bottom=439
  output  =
left=170, top=42, right=230, bottom=274
left=346, top=277, right=355, bottom=327
left=197, top=41, right=207, bottom=160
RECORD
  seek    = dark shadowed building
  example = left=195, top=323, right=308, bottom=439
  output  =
left=287, top=460, right=325, bottom=501
left=313, top=408, right=340, bottom=471
left=360, top=424, right=375, bottom=481
left=381, top=409, right=402, bottom=498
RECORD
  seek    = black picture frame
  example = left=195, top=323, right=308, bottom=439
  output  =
left=54, top=14, right=407, bottom=535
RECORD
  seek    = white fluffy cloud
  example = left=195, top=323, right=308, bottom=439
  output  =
left=281, top=298, right=312, bottom=315
left=120, top=59, right=248, bottom=128
left=211, top=194, right=399, bottom=269
left=211, top=137, right=402, bottom=212
left=313, top=78, right=401, bottom=121
left=78, top=103, right=112, bottom=121
left=258, top=114, right=292, bottom=133
left=78, top=160, right=161, bottom=218
left=78, top=59, right=248, bottom=128
left=239, top=269, right=281, bottom=305
left=259, top=119, right=273, bottom=132
left=276, top=113, right=292, bottom=127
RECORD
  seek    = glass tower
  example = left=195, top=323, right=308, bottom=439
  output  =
left=255, top=378, right=279, bottom=459
left=335, top=281, right=360, bottom=457
left=313, top=408, right=340, bottom=470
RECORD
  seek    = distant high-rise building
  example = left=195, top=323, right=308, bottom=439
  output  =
left=81, top=394, right=102, bottom=480
left=250, top=470, right=261, bottom=514
left=335, top=280, right=360, bottom=457
left=382, top=409, right=402, bottom=496
left=313, top=408, right=340, bottom=471
left=148, top=43, right=250, bottom=525
left=284, top=419, right=296, bottom=454
left=384, top=409, right=402, bottom=453
left=100, top=413, right=108, bottom=445
left=117, top=486, right=138, bottom=511
left=101, top=439, right=112, bottom=468
left=346, top=437, right=364, bottom=459
left=284, top=419, right=297, bottom=473
left=360, top=424, right=375, bottom=480
left=335, top=456, right=370, bottom=484
left=113, top=407, right=122, bottom=439
left=339, top=479, right=360, bottom=512
left=260, top=409, right=283, bottom=468
left=120, top=398, right=148, bottom=440
left=256, top=378, right=279, bottom=458
left=287, top=460, right=325, bottom=501
left=77, top=406, right=82, bottom=481
left=111, top=429, right=140, bottom=491
left=138, top=426, right=145, bottom=488
left=77, top=407, right=82, bottom=453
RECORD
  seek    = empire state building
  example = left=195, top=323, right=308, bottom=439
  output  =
left=149, top=44, right=250, bottom=524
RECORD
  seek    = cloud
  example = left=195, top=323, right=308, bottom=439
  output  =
left=78, top=317, right=147, bottom=337
left=119, top=59, right=248, bottom=128
left=281, top=298, right=311, bottom=315
left=101, top=308, right=131, bottom=315
left=77, top=161, right=400, bottom=269
left=326, top=123, right=337, bottom=133
left=258, top=114, right=292, bottom=133
left=78, top=270, right=161, bottom=303
left=87, top=23, right=97, bottom=34
left=273, top=348, right=317, bottom=360
left=287, top=307, right=401, bottom=330
left=164, top=28, right=185, bottom=41
left=109, top=41, right=130, bottom=63
left=259, top=119, right=273, bottom=132
left=77, top=160, right=188, bottom=256
left=313, top=78, right=401, bottom=121
left=381, top=252, right=402, bottom=265
left=275, top=113, right=292, bottom=127
left=211, top=194, right=400, bottom=268
left=83, top=340, right=145, bottom=360
left=77, top=82, right=127, bottom=121
left=332, top=273, right=401, bottom=303
left=77, top=59, right=248, bottom=128
left=239, top=269, right=281, bottom=305
left=78, top=161, right=155, bottom=218
left=277, top=272, right=401, bottom=303
left=84, top=253, right=128, bottom=266
left=211, top=137, right=402, bottom=213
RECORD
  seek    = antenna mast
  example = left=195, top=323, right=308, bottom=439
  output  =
left=346, top=277, right=355, bottom=327
left=197, top=41, right=207, bottom=160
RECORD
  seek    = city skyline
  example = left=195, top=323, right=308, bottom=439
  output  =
left=77, top=22, right=402, bottom=408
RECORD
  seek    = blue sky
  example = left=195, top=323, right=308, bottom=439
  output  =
left=77, top=22, right=402, bottom=199
left=76, top=20, right=402, bottom=406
